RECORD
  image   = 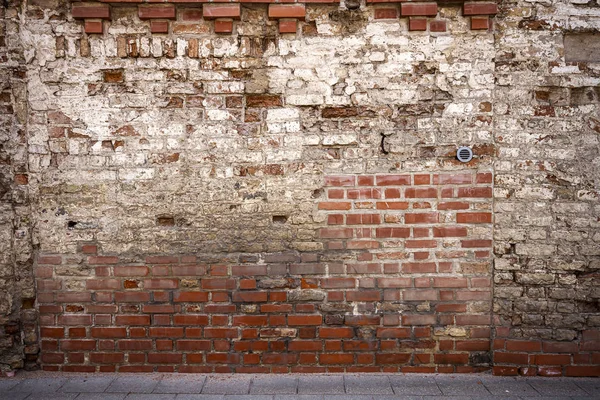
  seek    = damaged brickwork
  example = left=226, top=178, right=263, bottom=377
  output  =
left=0, top=0, right=597, bottom=376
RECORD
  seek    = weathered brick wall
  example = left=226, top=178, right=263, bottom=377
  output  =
left=0, top=0, right=37, bottom=374
left=1, top=0, right=597, bottom=375
left=492, top=0, right=600, bottom=377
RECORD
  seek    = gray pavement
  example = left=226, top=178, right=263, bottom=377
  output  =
left=0, top=372, right=598, bottom=399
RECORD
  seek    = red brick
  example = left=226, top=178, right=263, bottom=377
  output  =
left=347, top=188, right=382, bottom=199
left=88, top=256, right=119, bottom=264
left=319, top=202, right=352, bottom=210
left=172, top=265, right=207, bottom=276
left=58, top=315, right=92, bottom=326
left=433, top=277, right=468, bottom=288
left=433, top=227, right=468, bottom=237
left=289, top=315, right=322, bottom=326
left=142, top=305, right=178, bottom=313
left=494, top=352, right=529, bottom=364
left=376, top=353, right=411, bottom=364
left=325, top=176, right=355, bottom=187
left=376, top=175, right=411, bottom=186
left=173, top=315, right=208, bottom=325
left=150, top=327, right=184, bottom=338
left=565, top=365, right=600, bottom=377
left=471, top=16, right=490, bottom=30
left=405, top=188, right=437, bottom=198
left=429, top=20, right=447, bottom=32
left=61, top=340, right=96, bottom=351
left=114, top=266, right=149, bottom=276
left=173, top=291, right=209, bottom=302
left=279, top=19, right=297, bottom=34
left=405, top=240, right=437, bottom=248
left=90, top=353, right=124, bottom=364
left=405, top=213, right=438, bottom=224
left=463, top=2, right=498, bottom=15
left=376, top=328, right=411, bottom=338
left=320, top=353, right=354, bottom=364
left=42, top=353, right=65, bottom=364
left=402, top=314, right=436, bottom=325
left=84, top=20, right=103, bottom=34
left=148, top=353, right=183, bottom=364
left=232, top=292, right=268, bottom=302
left=357, top=176, right=374, bottom=186
left=215, top=19, right=234, bottom=33
left=434, top=353, right=469, bottom=364
left=461, top=239, right=492, bottom=248
left=233, top=315, right=268, bottom=326
left=269, top=4, right=306, bottom=19
left=289, top=340, right=322, bottom=351
left=144, top=279, right=178, bottom=289
left=346, top=291, right=381, bottom=302
left=378, top=277, right=411, bottom=288
left=402, top=262, right=436, bottom=273
left=91, top=328, right=127, bottom=338
left=374, top=8, right=398, bottom=19
left=533, top=354, right=571, bottom=365
left=204, top=328, right=238, bottom=338
left=319, top=228, right=353, bottom=238
left=321, top=278, right=355, bottom=288
left=115, top=315, right=150, bottom=326
left=41, top=327, right=64, bottom=338
left=543, top=342, right=578, bottom=353
left=115, top=292, right=150, bottom=302
left=457, top=213, right=492, bottom=223
left=202, top=279, right=235, bottom=290
left=139, top=5, right=176, bottom=20
left=505, top=340, right=541, bottom=353
left=72, top=4, right=110, bottom=19
left=207, top=353, right=240, bottom=364
left=346, top=214, right=381, bottom=225
left=438, top=201, right=470, bottom=210
left=401, top=3, right=438, bottom=16
left=150, top=21, right=169, bottom=34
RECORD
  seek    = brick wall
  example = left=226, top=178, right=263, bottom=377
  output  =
left=0, top=0, right=598, bottom=374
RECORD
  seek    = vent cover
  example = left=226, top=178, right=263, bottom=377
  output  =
left=456, top=146, right=473, bottom=163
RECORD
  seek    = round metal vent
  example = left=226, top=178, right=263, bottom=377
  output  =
left=456, top=146, right=473, bottom=163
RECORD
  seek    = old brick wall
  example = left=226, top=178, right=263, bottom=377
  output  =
left=492, top=0, right=600, bottom=376
left=0, top=0, right=37, bottom=373
left=2, top=0, right=598, bottom=375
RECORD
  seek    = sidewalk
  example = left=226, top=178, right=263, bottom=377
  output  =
left=0, top=371, right=598, bottom=400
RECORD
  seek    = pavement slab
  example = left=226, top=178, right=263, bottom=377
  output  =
left=297, top=376, right=345, bottom=395
left=482, top=378, right=539, bottom=396
left=202, top=376, right=252, bottom=394
left=106, top=375, right=163, bottom=393
left=345, top=375, right=393, bottom=395
left=389, top=375, right=442, bottom=396
left=76, top=394, right=128, bottom=400
left=526, top=378, right=590, bottom=397
left=155, top=375, right=207, bottom=394
left=250, top=376, right=298, bottom=394
left=59, top=376, right=116, bottom=392
left=126, top=394, right=177, bottom=400
left=11, top=377, right=68, bottom=393
left=435, top=375, right=491, bottom=396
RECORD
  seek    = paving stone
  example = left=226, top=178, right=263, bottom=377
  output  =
left=435, top=376, right=491, bottom=396
left=107, top=376, right=162, bottom=393
left=224, top=396, right=274, bottom=400
left=319, top=396, right=373, bottom=400
left=389, top=376, right=442, bottom=396
left=298, top=376, right=344, bottom=395
left=0, top=392, right=30, bottom=400
left=155, top=376, right=206, bottom=394
left=526, top=379, right=589, bottom=397
left=59, top=376, right=116, bottom=393
left=574, top=379, right=600, bottom=396
left=0, top=380, right=21, bottom=391
left=25, top=394, right=78, bottom=400
left=251, top=376, right=297, bottom=394
left=176, top=395, right=224, bottom=400
left=202, top=377, right=252, bottom=394
left=274, top=396, right=324, bottom=400
left=76, top=394, right=128, bottom=400
left=11, top=377, right=67, bottom=393
left=345, top=376, right=393, bottom=395
left=483, top=379, right=539, bottom=396
left=126, top=395, right=177, bottom=400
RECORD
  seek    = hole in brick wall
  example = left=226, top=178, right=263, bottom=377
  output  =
left=564, top=33, right=600, bottom=63
left=272, top=215, right=288, bottom=224
left=67, top=221, right=78, bottom=229
left=21, top=298, right=35, bottom=309
left=157, top=216, right=175, bottom=226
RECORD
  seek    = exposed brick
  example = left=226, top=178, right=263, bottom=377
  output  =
left=401, top=3, right=438, bottom=16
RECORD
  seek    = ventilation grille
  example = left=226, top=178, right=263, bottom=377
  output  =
left=456, top=146, right=473, bottom=163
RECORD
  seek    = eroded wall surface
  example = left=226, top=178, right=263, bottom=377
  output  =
left=0, top=0, right=37, bottom=373
left=0, top=0, right=597, bottom=375
left=492, top=0, right=600, bottom=376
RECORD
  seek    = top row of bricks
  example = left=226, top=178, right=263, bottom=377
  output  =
left=72, top=2, right=498, bottom=19
left=325, top=173, right=493, bottom=187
